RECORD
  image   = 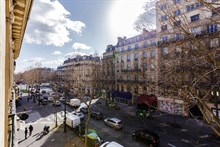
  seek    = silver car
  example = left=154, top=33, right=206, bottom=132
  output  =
left=104, top=117, right=123, bottom=129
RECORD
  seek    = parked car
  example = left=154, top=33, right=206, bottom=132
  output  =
left=132, top=129, right=159, bottom=147
left=69, top=98, right=81, bottom=108
left=53, top=100, right=61, bottom=106
left=42, top=99, right=48, bottom=105
left=80, top=107, right=88, bottom=114
left=104, top=117, right=122, bottom=129
left=48, top=96, right=54, bottom=102
left=100, top=141, right=124, bottom=147
left=59, top=97, right=65, bottom=102
left=70, top=111, right=84, bottom=120
left=91, top=111, right=103, bottom=120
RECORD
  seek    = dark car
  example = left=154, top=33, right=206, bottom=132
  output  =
left=80, top=107, right=88, bottom=114
left=132, top=129, right=159, bottom=147
left=91, top=111, right=103, bottom=120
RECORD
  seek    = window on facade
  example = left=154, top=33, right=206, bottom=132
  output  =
left=175, top=47, right=182, bottom=53
left=161, top=25, right=167, bottom=32
left=127, top=64, right=131, bottom=70
left=162, top=36, right=168, bottom=41
left=151, top=40, right=156, bottom=46
left=135, top=44, right=139, bottom=50
left=174, top=34, right=180, bottom=40
left=121, top=85, right=124, bottom=92
left=117, top=57, right=120, bottom=63
left=134, top=63, right=138, bottom=70
left=191, top=27, right=201, bottom=35
left=174, top=10, right=181, bottom=16
left=127, top=85, right=130, bottom=92
left=143, top=63, right=147, bottom=71
left=151, top=74, right=155, bottom=82
left=174, top=20, right=181, bottom=27
left=150, top=50, right=155, bottom=57
left=127, top=54, right=131, bottom=61
left=128, top=46, right=131, bottom=51
left=161, top=15, right=168, bottom=21
left=162, top=47, right=169, bottom=55
left=207, top=24, right=218, bottom=33
left=174, top=0, right=181, bottom=3
left=121, top=48, right=124, bottom=53
left=187, top=3, right=203, bottom=12
left=121, top=56, right=124, bottom=62
left=143, top=51, right=147, bottom=58
left=134, top=53, right=138, bottom=60
left=210, top=38, right=219, bottom=48
left=191, top=14, right=199, bottom=22
left=161, top=3, right=167, bottom=10
left=143, top=41, right=148, bottom=48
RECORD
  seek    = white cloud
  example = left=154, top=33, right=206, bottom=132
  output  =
left=52, top=51, right=62, bottom=55
left=65, top=51, right=93, bottom=58
left=72, top=42, right=91, bottom=50
left=44, top=58, right=65, bottom=66
left=23, top=57, right=44, bottom=63
left=24, top=0, right=86, bottom=47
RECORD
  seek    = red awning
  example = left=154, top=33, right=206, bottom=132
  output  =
left=137, top=94, right=157, bottom=105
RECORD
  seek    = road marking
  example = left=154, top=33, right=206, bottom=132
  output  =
left=168, top=143, right=176, bottom=147
left=199, top=135, right=209, bottom=138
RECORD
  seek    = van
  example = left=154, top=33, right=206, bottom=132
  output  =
left=69, top=99, right=81, bottom=108
left=66, top=115, right=81, bottom=129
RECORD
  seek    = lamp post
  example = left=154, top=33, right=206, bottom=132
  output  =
left=64, top=92, right=67, bottom=133
left=211, top=91, right=219, bottom=122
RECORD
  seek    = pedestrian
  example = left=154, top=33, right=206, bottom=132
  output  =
left=27, top=97, right=29, bottom=102
left=25, top=127, right=28, bottom=139
left=29, top=125, right=33, bottom=136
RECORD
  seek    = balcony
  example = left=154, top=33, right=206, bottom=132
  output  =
left=121, top=69, right=142, bottom=73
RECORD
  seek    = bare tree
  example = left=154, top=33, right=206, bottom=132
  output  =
left=135, top=0, right=220, bottom=136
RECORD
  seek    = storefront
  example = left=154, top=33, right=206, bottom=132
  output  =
left=112, top=91, right=132, bottom=105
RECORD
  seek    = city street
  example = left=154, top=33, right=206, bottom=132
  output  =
left=16, top=94, right=220, bottom=147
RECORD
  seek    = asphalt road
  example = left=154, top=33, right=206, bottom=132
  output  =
left=17, top=95, right=220, bottom=147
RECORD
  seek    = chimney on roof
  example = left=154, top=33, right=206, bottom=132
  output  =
left=117, top=37, right=123, bottom=42
left=143, top=28, right=149, bottom=34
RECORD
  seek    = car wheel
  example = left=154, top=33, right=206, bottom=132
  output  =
left=133, top=135, right=137, bottom=140
left=104, top=122, right=107, bottom=125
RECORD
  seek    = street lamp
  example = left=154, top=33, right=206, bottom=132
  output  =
left=211, top=91, right=219, bottom=122
left=64, top=91, right=67, bottom=133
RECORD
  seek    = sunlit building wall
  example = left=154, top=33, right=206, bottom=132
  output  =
left=0, top=0, right=33, bottom=146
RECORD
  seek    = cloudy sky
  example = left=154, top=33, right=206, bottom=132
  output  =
left=15, top=0, right=148, bottom=73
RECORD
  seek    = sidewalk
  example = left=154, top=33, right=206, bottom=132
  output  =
left=18, top=124, right=84, bottom=147
left=17, top=93, right=84, bottom=147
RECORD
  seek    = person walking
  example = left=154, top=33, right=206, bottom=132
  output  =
left=29, top=125, right=33, bottom=136
left=25, top=127, right=28, bottom=139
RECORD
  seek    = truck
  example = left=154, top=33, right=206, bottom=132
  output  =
left=69, top=98, right=81, bottom=108
left=66, top=114, right=81, bottom=129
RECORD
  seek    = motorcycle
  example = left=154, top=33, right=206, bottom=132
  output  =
left=43, top=125, right=50, bottom=134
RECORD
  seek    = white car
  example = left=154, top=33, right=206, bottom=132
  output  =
left=59, top=97, right=65, bottom=102
left=100, top=141, right=124, bottom=147
left=70, top=111, right=84, bottom=119
left=104, top=117, right=123, bottom=129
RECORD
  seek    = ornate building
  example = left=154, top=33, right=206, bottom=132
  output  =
left=103, top=30, right=158, bottom=105
left=57, top=55, right=102, bottom=97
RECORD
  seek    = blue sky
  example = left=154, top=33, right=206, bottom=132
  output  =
left=15, top=0, right=147, bottom=73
